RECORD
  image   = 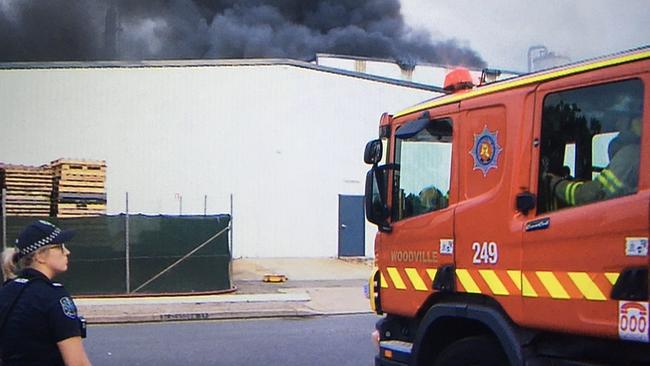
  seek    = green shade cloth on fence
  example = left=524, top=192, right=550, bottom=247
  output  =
left=1, top=215, right=231, bottom=295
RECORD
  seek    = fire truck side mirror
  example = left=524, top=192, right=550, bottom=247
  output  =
left=364, top=139, right=383, bottom=165
left=516, top=191, right=536, bottom=215
left=365, top=167, right=391, bottom=231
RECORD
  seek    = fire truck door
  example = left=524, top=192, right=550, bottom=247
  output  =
left=522, top=77, right=649, bottom=340
left=378, top=116, right=456, bottom=316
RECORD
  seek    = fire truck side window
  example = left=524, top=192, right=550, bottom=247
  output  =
left=392, top=118, right=452, bottom=221
left=537, top=79, right=644, bottom=213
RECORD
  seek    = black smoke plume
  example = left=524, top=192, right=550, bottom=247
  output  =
left=0, top=0, right=485, bottom=67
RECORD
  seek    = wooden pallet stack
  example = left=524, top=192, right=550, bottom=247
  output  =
left=51, top=159, right=107, bottom=218
left=0, top=164, right=53, bottom=217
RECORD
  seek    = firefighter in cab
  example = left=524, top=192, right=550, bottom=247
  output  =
left=547, top=114, right=641, bottom=206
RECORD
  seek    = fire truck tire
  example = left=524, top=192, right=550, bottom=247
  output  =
left=433, top=335, right=509, bottom=366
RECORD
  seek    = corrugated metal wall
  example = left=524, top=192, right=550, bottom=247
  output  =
left=0, top=62, right=436, bottom=257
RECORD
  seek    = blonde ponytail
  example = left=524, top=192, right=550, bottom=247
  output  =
left=2, top=247, right=43, bottom=281
left=2, top=247, right=20, bottom=281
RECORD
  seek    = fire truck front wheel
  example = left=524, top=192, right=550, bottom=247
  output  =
left=433, top=335, right=509, bottom=366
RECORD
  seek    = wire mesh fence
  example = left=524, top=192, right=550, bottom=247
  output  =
left=1, top=189, right=232, bottom=296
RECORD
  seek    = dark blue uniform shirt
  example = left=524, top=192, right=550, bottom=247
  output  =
left=0, top=268, right=81, bottom=366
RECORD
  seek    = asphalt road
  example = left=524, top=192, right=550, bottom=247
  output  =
left=85, top=314, right=382, bottom=366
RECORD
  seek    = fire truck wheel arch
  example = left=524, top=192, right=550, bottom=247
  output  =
left=411, top=300, right=525, bottom=366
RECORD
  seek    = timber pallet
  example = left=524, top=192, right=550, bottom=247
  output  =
left=50, top=159, right=107, bottom=218
left=1, top=163, right=54, bottom=217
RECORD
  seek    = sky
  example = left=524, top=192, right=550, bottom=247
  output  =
left=400, top=0, right=650, bottom=72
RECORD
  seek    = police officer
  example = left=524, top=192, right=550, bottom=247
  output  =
left=0, top=220, right=92, bottom=366
left=548, top=116, right=642, bottom=207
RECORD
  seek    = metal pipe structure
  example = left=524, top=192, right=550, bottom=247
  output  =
left=229, top=193, right=234, bottom=289
left=125, top=192, right=130, bottom=293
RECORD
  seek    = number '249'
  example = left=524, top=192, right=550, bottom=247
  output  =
left=472, top=242, right=498, bottom=264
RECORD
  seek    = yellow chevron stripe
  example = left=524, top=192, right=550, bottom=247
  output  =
left=395, top=49, right=650, bottom=118
left=426, top=269, right=438, bottom=282
left=536, top=271, right=570, bottom=299
left=522, top=273, right=538, bottom=297
left=456, top=269, right=481, bottom=293
left=380, top=272, right=388, bottom=288
left=507, top=270, right=521, bottom=291
left=387, top=267, right=407, bottom=290
left=380, top=268, right=616, bottom=301
left=479, top=270, right=509, bottom=295
left=605, top=272, right=620, bottom=285
left=405, top=268, right=428, bottom=291
left=568, top=272, right=607, bottom=301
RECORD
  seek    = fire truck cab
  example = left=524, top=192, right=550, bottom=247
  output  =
left=365, top=47, right=650, bottom=365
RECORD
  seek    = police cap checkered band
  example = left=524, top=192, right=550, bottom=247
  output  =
left=15, top=220, right=75, bottom=257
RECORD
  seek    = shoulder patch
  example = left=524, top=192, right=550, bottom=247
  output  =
left=59, top=297, right=78, bottom=319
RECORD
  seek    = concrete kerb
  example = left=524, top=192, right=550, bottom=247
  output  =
left=77, top=289, right=372, bottom=324
left=85, top=309, right=373, bottom=325
left=76, top=292, right=311, bottom=306
left=83, top=308, right=320, bottom=325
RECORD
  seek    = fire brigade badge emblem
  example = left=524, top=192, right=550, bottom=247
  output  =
left=470, top=125, right=503, bottom=177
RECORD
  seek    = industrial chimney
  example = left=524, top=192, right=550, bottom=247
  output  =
left=104, top=3, right=119, bottom=60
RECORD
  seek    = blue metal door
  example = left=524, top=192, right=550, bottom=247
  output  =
left=338, top=195, right=365, bottom=257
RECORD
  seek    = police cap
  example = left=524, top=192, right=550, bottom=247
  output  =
left=15, top=220, right=75, bottom=258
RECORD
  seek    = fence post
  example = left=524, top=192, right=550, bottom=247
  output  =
left=229, top=193, right=233, bottom=257
left=125, top=192, right=130, bottom=293
left=2, top=188, right=6, bottom=251
left=229, top=193, right=233, bottom=289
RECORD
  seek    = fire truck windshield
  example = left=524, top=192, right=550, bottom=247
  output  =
left=392, top=118, right=453, bottom=221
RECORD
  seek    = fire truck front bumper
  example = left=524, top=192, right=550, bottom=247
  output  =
left=375, top=355, right=408, bottom=366
left=375, top=340, right=412, bottom=366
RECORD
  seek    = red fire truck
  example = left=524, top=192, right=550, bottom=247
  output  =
left=364, top=47, right=650, bottom=365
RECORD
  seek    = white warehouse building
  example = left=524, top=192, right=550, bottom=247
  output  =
left=0, top=56, right=494, bottom=258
